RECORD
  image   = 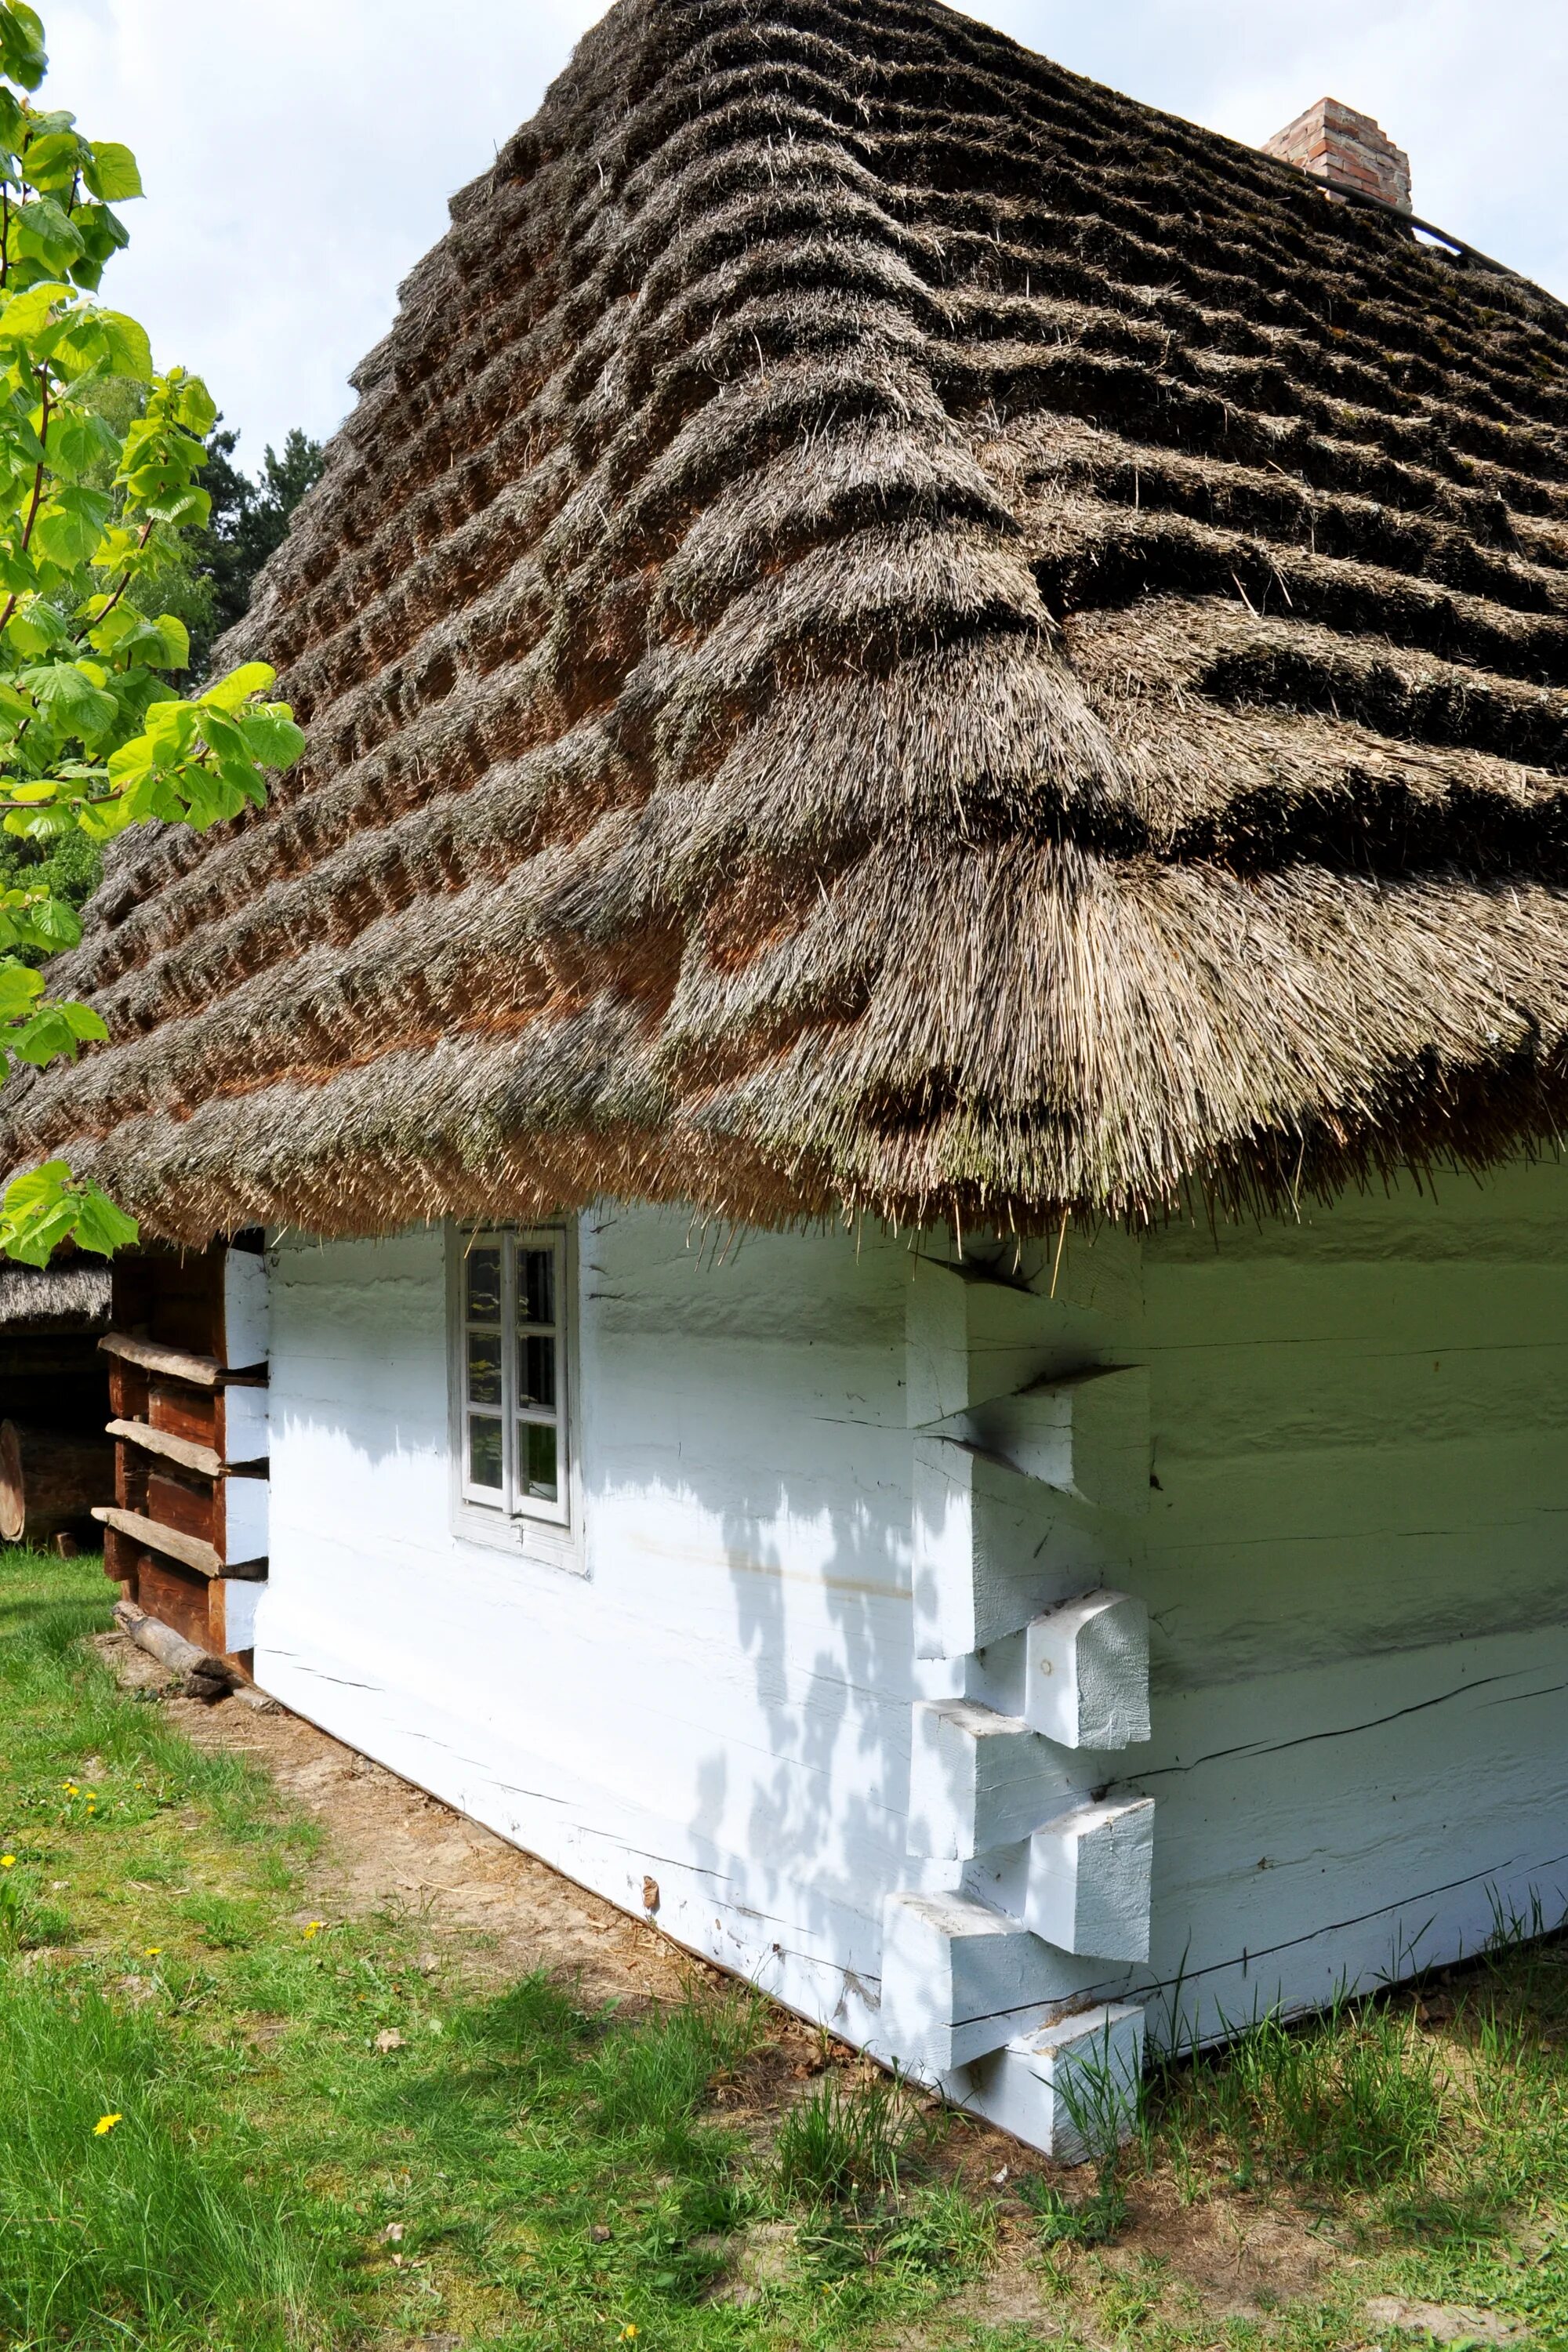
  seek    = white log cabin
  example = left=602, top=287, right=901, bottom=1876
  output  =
left=8, top=0, right=1568, bottom=2156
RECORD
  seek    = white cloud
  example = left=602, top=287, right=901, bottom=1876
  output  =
left=41, top=0, right=1568, bottom=473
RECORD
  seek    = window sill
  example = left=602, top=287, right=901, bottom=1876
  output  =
left=452, top=1501, right=586, bottom=1577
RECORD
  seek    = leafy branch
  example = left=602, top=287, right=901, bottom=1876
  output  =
left=0, top=2, right=305, bottom=1265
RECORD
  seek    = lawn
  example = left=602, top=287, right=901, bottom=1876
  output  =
left=0, top=1545, right=1563, bottom=2350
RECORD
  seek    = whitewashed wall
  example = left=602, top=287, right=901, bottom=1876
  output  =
left=256, top=1168, right=1568, bottom=2062
left=258, top=1212, right=917, bottom=2045
left=1131, top=1161, right=1568, bottom=2040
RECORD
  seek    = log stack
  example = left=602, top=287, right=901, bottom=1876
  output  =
left=93, top=1236, right=270, bottom=1668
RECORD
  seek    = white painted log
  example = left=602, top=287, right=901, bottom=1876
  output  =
left=221, top=1247, right=268, bottom=1370
left=879, top=1889, right=1088, bottom=2072
left=1024, top=1591, right=1150, bottom=1749
left=1022, top=1797, right=1156, bottom=1961
left=906, top=1236, right=1143, bottom=1432
left=946, top=2003, right=1146, bottom=2161
left=220, top=1382, right=269, bottom=1465
left=907, top=1698, right=1092, bottom=1860
left=912, top=1436, right=1127, bottom=1661
left=220, top=1472, right=268, bottom=1567
left=960, top=1368, right=1151, bottom=1518
left=906, top=1253, right=982, bottom=1428
left=212, top=1575, right=263, bottom=1653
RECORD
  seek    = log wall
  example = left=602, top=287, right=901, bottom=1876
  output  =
left=245, top=1167, right=1568, bottom=2086
left=96, top=1237, right=269, bottom=1664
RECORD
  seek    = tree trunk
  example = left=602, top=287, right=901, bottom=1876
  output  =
left=0, top=1420, right=114, bottom=1547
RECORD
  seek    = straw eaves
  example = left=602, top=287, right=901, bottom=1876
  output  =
left=5, top=0, right=1568, bottom=1241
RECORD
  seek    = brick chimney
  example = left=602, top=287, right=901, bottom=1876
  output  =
left=1263, top=97, right=1412, bottom=214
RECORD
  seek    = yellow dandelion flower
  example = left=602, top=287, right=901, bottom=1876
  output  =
left=1, top=1856, right=15, bottom=1868
left=63, top=1782, right=78, bottom=1795
left=85, top=1790, right=96, bottom=1800
left=93, top=2114, right=122, bottom=2136
left=302, top=1921, right=325, bottom=1940
left=143, top=1947, right=161, bottom=1958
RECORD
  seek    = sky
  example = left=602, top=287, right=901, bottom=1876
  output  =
left=45, top=0, right=1568, bottom=476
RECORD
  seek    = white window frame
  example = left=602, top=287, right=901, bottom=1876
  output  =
left=446, top=1221, right=583, bottom=1572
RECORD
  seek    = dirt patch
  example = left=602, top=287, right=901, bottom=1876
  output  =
left=87, top=1631, right=1385, bottom=2338
left=1364, top=2299, right=1530, bottom=2346
left=96, top=1629, right=695, bottom=2010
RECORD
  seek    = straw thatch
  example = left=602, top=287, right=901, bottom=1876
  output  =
left=0, top=1261, right=110, bottom=1332
left=4, top=0, right=1568, bottom=1241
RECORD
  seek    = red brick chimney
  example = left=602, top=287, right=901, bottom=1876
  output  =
left=1263, top=97, right=1412, bottom=214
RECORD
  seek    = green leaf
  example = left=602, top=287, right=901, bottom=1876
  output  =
left=143, top=484, right=210, bottom=529
left=20, top=659, right=117, bottom=739
left=0, top=1205, right=73, bottom=1265
left=2, top=803, right=74, bottom=838
left=73, top=794, right=131, bottom=841
left=82, top=140, right=141, bottom=201
left=202, top=662, right=278, bottom=713
left=31, top=482, right=113, bottom=568
left=21, top=893, right=80, bottom=948
left=46, top=404, right=118, bottom=477
left=2, top=1159, right=69, bottom=1217
left=13, top=192, right=85, bottom=267
left=169, top=372, right=216, bottom=437
left=3, top=595, right=66, bottom=655
left=150, top=612, right=189, bottom=670
left=0, top=959, right=42, bottom=1016
left=71, top=1180, right=137, bottom=1257
left=22, top=129, right=83, bottom=194
left=13, top=1002, right=93, bottom=1064
left=0, top=6, right=48, bottom=93
left=0, top=276, right=67, bottom=343
left=94, top=309, right=153, bottom=384
left=237, top=706, right=307, bottom=769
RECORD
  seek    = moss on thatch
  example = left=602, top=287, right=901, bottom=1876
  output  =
left=5, top=0, right=1568, bottom=1240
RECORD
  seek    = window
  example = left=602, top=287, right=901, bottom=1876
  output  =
left=452, top=1227, right=573, bottom=1536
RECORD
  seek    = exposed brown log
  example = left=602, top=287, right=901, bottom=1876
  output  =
left=0, top=1420, right=113, bottom=1546
left=106, top=1418, right=222, bottom=1479
left=149, top=1377, right=216, bottom=1446
left=113, top=1596, right=235, bottom=1700
left=90, top=1503, right=223, bottom=1581
left=99, top=1331, right=221, bottom=1388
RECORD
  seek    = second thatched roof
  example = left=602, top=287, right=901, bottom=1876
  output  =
left=5, top=0, right=1568, bottom=1240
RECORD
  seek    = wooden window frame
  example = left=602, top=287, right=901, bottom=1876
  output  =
left=446, top=1222, right=583, bottom=1573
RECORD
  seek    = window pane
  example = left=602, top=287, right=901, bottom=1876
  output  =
left=467, top=1416, right=503, bottom=1491
left=465, top=1246, right=503, bottom=1323
left=517, top=1332, right=556, bottom=1412
left=521, top=1420, right=557, bottom=1501
left=519, top=1247, right=554, bottom=1329
left=466, top=1330, right=503, bottom=1407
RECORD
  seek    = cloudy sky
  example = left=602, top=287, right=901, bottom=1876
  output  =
left=46, top=0, right=1568, bottom=475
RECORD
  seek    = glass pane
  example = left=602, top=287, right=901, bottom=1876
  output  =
left=519, top=1246, right=554, bottom=1329
left=521, top=1419, right=557, bottom=1502
left=517, top=1333, right=556, bottom=1412
left=466, top=1330, right=503, bottom=1408
left=467, top=1416, right=503, bottom=1491
left=465, top=1246, right=503, bottom=1323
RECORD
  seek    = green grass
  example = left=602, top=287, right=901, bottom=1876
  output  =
left=5, top=1544, right=1568, bottom=2350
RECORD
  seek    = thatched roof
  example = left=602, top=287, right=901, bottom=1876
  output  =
left=5, top=0, right=1568, bottom=1240
left=0, top=1261, right=110, bottom=1332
